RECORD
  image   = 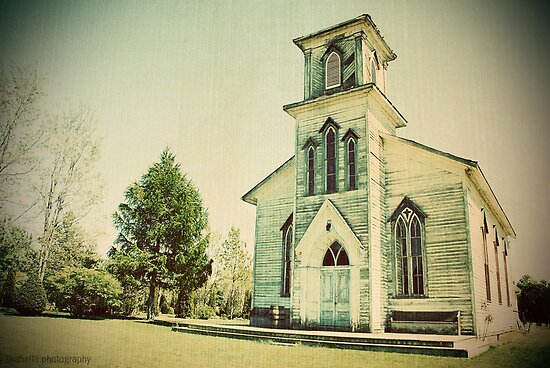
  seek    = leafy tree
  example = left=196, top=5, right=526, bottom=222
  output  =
left=46, top=267, right=122, bottom=317
left=35, top=107, right=102, bottom=282
left=46, top=212, right=99, bottom=277
left=0, top=219, right=37, bottom=306
left=111, top=148, right=211, bottom=320
left=0, top=65, right=44, bottom=211
left=517, top=275, right=550, bottom=325
left=219, top=227, right=252, bottom=319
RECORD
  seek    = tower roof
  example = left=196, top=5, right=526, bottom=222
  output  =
left=293, top=14, right=396, bottom=64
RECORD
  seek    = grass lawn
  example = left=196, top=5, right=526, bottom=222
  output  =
left=1, top=313, right=549, bottom=368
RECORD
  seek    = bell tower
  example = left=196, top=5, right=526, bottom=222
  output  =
left=293, top=14, right=397, bottom=100
left=284, top=15, right=406, bottom=333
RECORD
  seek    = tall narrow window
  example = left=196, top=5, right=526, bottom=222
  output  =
left=395, top=218, right=407, bottom=295
left=326, top=127, right=337, bottom=193
left=282, top=225, right=292, bottom=297
left=347, top=138, right=356, bottom=190
left=325, top=52, right=341, bottom=89
left=307, top=147, right=315, bottom=196
left=371, top=59, right=377, bottom=84
left=410, top=217, right=424, bottom=295
left=503, top=241, right=511, bottom=306
left=482, top=213, right=491, bottom=301
left=494, top=231, right=502, bottom=304
left=391, top=199, right=426, bottom=297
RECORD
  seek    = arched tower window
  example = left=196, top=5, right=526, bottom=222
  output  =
left=346, top=138, right=356, bottom=190
left=307, top=146, right=315, bottom=196
left=325, top=127, right=337, bottom=193
left=325, top=52, right=341, bottom=89
left=322, top=242, right=349, bottom=267
left=391, top=198, right=427, bottom=296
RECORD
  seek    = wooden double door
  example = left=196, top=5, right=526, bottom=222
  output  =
left=320, top=268, right=350, bottom=328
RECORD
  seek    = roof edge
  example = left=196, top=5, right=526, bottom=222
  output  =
left=241, top=156, right=295, bottom=205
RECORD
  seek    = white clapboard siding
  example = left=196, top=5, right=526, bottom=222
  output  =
left=252, top=161, right=295, bottom=309
left=467, top=187, right=518, bottom=336
left=384, top=137, right=474, bottom=334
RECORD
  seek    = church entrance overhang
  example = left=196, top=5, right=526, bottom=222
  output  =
left=295, top=199, right=363, bottom=330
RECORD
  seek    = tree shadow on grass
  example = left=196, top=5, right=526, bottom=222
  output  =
left=0, top=307, right=146, bottom=321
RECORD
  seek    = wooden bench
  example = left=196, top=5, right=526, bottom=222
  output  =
left=390, top=311, right=462, bottom=335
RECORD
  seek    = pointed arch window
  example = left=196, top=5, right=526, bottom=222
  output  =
left=482, top=212, right=491, bottom=301
left=281, top=215, right=293, bottom=297
left=325, top=127, right=337, bottom=193
left=322, top=242, right=349, bottom=267
left=503, top=240, right=511, bottom=306
left=494, top=229, right=502, bottom=304
left=307, top=146, right=315, bottom=196
left=391, top=198, right=427, bottom=296
left=325, top=52, right=341, bottom=89
left=346, top=138, right=356, bottom=190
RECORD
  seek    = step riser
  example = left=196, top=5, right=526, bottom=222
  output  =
left=172, top=327, right=468, bottom=358
left=173, top=323, right=455, bottom=348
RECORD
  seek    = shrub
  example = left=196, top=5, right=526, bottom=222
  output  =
left=46, top=267, right=122, bottom=317
left=159, top=293, right=171, bottom=314
left=2, top=268, right=17, bottom=308
left=14, top=273, right=47, bottom=316
left=192, top=304, right=215, bottom=320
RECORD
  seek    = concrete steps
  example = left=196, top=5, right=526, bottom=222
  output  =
left=170, top=323, right=486, bottom=357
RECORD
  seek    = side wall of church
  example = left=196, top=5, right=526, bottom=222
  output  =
left=466, top=186, right=519, bottom=336
left=383, top=140, right=475, bottom=334
left=251, top=165, right=295, bottom=311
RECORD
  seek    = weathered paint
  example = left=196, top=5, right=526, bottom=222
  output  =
left=243, top=15, right=517, bottom=337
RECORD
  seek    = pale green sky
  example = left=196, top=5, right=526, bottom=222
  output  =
left=1, top=0, right=549, bottom=282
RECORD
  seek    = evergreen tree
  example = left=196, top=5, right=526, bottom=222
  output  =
left=111, top=148, right=211, bottom=320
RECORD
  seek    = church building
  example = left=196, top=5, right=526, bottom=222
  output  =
left=242, top=15, right=518, bottom=336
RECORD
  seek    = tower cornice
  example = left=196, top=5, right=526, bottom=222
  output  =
left=283, top=83, right=407, bottom=129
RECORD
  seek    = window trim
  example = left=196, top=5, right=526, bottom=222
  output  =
left=306, top=146, right=315, bottom=196
left=280, top=215, right=293, bottom=297
left=324, top=126, right=337, bottom=193
left=494, top=229, right=502, bottom=305
left=345, top=136, right=357, bottom=190
left=503, top=239, right=511, bottom=307
left=392, top=200, right=427, bottom=297
left=322, top=242, right=350, bottom=267
left=325, top=51, right=342, bottom=90
left=371, top=59, right=377, bottom=84
left=482, top=212, right=491, bottom=302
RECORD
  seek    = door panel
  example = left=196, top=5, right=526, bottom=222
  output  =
left=334, top=269, right=350, bottom=327
left=320, top=268, right=350, bottom=328
left=320, top=270, right=334, bottom=326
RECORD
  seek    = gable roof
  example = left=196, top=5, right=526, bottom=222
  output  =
left=383, top=134, right=516, bottom=238
left=241, top=156, right=295, bottom=205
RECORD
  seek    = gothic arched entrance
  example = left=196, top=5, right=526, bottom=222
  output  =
left=320, top=242, right=350, bottom=328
